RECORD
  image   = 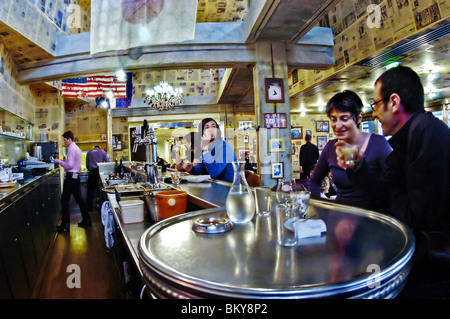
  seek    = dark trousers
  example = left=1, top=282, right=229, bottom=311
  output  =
left=87, top=168, right=100, bottom=211
left=61, top=172, right=90, bottom=224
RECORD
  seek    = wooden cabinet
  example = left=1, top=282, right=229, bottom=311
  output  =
left=0, top=171, right=61, bottom=298
left=0, top=200, right=32, bottom=299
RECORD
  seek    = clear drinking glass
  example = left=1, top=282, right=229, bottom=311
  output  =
left=275, top=179, right=296, bottom=207
left=254, top=186, right=272, bottom=217
left=276, top=204, right=297, bottom=247
left=171, top=171, right=181, bottom=187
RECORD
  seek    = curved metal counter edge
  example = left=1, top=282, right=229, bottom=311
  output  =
left=137, top=199, right=416, bottom=299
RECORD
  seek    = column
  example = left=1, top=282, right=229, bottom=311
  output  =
left=253, top=42, right=292, bottom=187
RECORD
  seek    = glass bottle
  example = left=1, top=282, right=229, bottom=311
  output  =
left=225, top=161, right=256, bottom=224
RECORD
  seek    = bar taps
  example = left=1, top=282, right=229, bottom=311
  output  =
left=132, top=120, right=160, bottom=188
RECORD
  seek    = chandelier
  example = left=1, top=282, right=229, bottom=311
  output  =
left=144, top=81, right=184, bottom=111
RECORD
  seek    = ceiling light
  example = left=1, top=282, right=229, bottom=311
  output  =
left=144, top=81, right=184, bottom=111
left=385, top=61, right=400, bottom=70
left=116, top=69, right=126, bottom=81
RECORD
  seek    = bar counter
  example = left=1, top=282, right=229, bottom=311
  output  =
left=99, top=162, right=415, bottom=299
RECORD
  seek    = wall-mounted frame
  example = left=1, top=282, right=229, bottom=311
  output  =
left=317, top=136, right=327, bottom=151
left=291, top=126, right=303, bottom=139
left=264, top=113, right=287, bottom=128
left=316, top=121, right=329, bottom=132
left=269, top=138, right=285, bottom=152
left=306, top=130, right=312, bottom=136
left=238, top=120, right=253, bottom=131
left=265, top=78, right=285, bottom=103
left=112, top=134, right=122, bottom=150
left=271, top=162, right=284, bottom=179
left=237, top=148, right=249, bottom=161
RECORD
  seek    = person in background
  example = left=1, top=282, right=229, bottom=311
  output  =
left=86, top=145, right=109, bottom=212
left=244, top=151, right=257, bottom=172
left=299, top=134, right=319, bottom=179
left=176, top=132, right=202, bottom=171
left=309, top=90, right=392, bottom=207
left=182, top=118, right=236, bottom=182
left=54, top=131, right=91, bottom=232
left=336, top=66, right=450, bottom=298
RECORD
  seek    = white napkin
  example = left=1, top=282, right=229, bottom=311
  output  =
left=294, top=219, right=327, bottom=239
left=183, top=175, right=211, bottom=183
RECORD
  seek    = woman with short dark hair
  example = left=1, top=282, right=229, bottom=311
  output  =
left=309, top=90, right=392, bottom=208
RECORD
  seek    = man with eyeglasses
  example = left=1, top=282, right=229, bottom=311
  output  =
left=336, top=65, right=449, bottom=298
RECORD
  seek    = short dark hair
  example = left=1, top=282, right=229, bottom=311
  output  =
left=305, top=134, right=312, bottom=142
left=326, top=90, right=363, bottom=123
left=62, top=131, right=74, bottom=141
left=375, top=65, right=424, bottom=113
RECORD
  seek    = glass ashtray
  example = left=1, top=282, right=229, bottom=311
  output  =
left=192, top=217, right=234, bottom=234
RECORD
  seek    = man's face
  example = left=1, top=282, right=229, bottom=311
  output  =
left=372, top=82, right=397, bottom=136
left=63, top=137, right=71, bottom=147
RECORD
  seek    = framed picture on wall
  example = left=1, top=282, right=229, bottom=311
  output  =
left=269, top=138, right=285, bottom=152
left=264, top=113, right=287, bottom=128
left=271, top=162, right=284, bottom=179
left=306, top=130, right=312, bottom=136
left=317, top=136, right=327, bottom=151
left=265, top=78, right=285, bottom=103
left=291, top=126, right=303, bottom=139
left=316, top=121, right=329, bottom=132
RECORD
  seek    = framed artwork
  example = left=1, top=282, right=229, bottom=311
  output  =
left=269, top=138, right=285, bottom=152
left=265, top=78, right=285, bottom=103
left=238, top=120, right=253, bottom=131
left=317, top=136, right=327, bottom=151
left=264, top=113, right=287, bottom=128
left=271, top=162, right=284, bottom=179
left=243, top=135, right=249, bottom=143
left=112, top=134, right=122, bottom=150
left=237, top=149, right=249, bottom=160
left=291, top=126, right=303, bottom=139
left=306, top=130, right=312, bottom=136
left=316, top=121, right=329, bottom=132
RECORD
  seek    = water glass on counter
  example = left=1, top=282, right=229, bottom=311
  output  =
left=292, top=188, right=311, bottom=220
left=254, top=186, right=271, bottom=217
left=157, top=165, right=164, bottom=182
left=171, top=171, right=181, bottom=187
left=276, top=203, right=297, bottom=247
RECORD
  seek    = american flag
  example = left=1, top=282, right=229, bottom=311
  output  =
left=61, top=75, right=127, bottom=98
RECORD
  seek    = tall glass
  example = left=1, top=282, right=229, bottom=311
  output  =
left=276, top=204, right=297, bottom=247
left=254, top=186, right=271, bottom=217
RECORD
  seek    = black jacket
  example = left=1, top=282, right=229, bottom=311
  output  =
left=349, top=112, right=450, bottom=233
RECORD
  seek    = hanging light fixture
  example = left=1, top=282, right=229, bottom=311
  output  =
left=144, top=81, right=184, bottom=111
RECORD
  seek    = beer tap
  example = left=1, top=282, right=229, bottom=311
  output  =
left=132, top=120, right=160, bottom=188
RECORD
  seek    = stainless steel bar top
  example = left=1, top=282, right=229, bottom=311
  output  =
left=139, top=200, right=415, bottom=299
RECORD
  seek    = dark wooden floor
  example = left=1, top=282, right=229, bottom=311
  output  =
left=33, top=206, right=127, bottom=299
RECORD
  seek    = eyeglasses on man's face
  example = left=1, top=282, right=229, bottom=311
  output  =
left=369, top=98, right=386, bottom=111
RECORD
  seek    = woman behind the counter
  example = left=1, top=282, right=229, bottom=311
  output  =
left=182, top=118, right=236, bottom=182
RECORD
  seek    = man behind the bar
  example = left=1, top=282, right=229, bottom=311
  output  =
left=336, top=66, right=449, bottom=298
left=299, top=134, right=319, bottom=179
left=54, top=131, right=91, bottom=233
left=86, top=145, right=109, bottom=211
